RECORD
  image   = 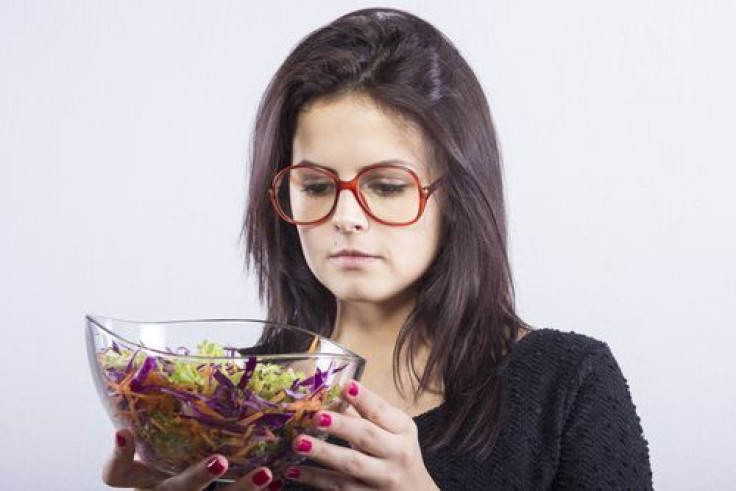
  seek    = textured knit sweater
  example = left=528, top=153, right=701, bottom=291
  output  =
left=283, top=327, right=653, bottom=490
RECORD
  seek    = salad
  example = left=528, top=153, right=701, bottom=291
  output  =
left=98, top=339, right=345, bottom=478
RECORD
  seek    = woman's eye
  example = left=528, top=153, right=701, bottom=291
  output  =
left=368, top=181, right=409, bottom=196
left=301, top=181, right=334, bottom=196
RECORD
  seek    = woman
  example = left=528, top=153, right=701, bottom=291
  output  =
left=103, top=8, right=653, bottom=490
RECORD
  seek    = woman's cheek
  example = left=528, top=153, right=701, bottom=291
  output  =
left=295, top=230, right=325, bottom=280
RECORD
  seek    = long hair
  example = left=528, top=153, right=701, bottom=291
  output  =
left=241, top=7, right=533, bottom=460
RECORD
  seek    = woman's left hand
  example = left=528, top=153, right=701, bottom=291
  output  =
left=284, top=380, right=439, bottom=490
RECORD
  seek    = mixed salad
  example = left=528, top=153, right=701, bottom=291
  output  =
left=98, top=339, right=345, bottom=477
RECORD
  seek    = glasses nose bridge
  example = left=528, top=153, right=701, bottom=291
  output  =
left=331, top=174, right=369, bottom=219
left=333, top=173, right=365, bottom=204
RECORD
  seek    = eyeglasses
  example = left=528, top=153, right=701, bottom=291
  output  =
left=269, top=163, right=443, bottom=226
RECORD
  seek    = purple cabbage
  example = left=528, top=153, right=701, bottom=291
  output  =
left=238, top=357, right=257, bottom=391
left=129, top=356, right=157, bottom=392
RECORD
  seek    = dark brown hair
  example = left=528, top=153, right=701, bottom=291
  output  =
left=241, top=7, right=533, bottom=460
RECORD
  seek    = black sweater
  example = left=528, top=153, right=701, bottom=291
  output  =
left=286, top=328, right=654, bottom=490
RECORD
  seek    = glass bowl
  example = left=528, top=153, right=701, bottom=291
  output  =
left=86, top=315, right=365, bottom=482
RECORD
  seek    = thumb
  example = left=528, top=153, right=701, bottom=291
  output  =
left=102, top=429, right=136, bottom=486
left=156, top=455, right=231, bottom=490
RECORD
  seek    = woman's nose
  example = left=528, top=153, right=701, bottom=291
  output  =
left=331, top=189, right=369, bottom=232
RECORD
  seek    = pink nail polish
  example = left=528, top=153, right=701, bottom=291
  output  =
left=268, top=479, right=284, bottom=490
left=348, top=381, right=359, bottom=397
left=297, top=438, right=312, bottom=453
left=318, top=413, right=332, bottom=427
left=116, top=433, right=126, bottom=447
left=252, top=469, right=270, bottom=486
left=206, top=456, right=226, bottom=475
left=286, top=467, right=301, bottom=479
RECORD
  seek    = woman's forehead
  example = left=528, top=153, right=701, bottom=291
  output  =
left=292, top=94, right=434, bottom=178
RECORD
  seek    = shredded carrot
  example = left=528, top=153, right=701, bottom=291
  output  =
left=149, top=416, right=167, bottom=432
left=146, top=371, right=168, bottom=386
left=307, top=336, right=319, bottom=354
left=292, top=409, right=304, bottom=426
left=233, top=441, right=257, bottom=459
left=269, top=391, right=286, bottom=404
left=191, top=401, right=222, bottom=419
left=239, top=411, right=264, bottom=426
left=200, top=428, right=217, bottom=449
left=282, top=400, right=321, bottom=411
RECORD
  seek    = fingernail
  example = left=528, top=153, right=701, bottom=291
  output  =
left=252, top=469, right=271, bottom=486
left=348, top=381, right=359, bottom=397
left=286, top=467, right=301, bottom=479
left=268, top=479, right=284, bottom=490
left=318, top=413, right=332, bottom=427
left=206, top=456, right=226, bottom=476
left=115, top=433, right=126, bottom=448
left=296, top=438, right=312, bottom=453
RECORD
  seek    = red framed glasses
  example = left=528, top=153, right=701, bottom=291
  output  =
left=269, top=163, right=443, bottom=226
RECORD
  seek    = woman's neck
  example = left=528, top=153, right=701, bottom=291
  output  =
left=329, top=291, right=444, bottom=417
left=330, top=291, right=416, bottom=348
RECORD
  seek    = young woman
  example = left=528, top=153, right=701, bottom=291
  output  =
left=103, top=8, right=653, bottom=490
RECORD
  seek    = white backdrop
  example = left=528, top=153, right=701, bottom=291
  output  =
left=1, top=1, right=734, bottom=489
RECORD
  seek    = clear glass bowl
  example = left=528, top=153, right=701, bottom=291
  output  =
left=86, top=315, right=365, bottom=482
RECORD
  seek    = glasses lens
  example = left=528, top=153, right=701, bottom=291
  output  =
left=360, top=167, right=421, bottom=224
left=275, top=167, right=336, bottom=223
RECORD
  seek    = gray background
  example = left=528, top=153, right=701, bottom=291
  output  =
left=1, top=1, right=734, bottom=489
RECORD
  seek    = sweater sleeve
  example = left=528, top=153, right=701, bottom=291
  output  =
left=552, top=342, right=654, bottom=490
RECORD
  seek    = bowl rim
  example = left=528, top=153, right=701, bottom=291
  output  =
left=86, top=314, right=366, bottom=364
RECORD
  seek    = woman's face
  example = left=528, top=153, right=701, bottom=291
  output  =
left=291, top=93, right=442, bottom=305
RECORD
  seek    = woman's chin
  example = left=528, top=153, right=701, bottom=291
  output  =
left=333, top=290, right=390, bottom=304
left=329, top=283, right=395, bottom=305
left=328, top=281, right=417, bottom=307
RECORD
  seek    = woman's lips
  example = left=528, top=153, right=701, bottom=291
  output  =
left=328, top=252, right=378, bottom=268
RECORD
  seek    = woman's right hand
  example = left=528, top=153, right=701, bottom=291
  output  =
left=102, top=429, right=278, bottom=490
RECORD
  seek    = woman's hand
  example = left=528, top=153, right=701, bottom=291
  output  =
left=284, top=380, right=439, bottom=490
left=102, top=428, right=278, bottom=490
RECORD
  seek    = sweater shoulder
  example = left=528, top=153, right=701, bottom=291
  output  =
left=506, top=327, right=612, bottom=379
left=518, top=327, right=609, bottom=355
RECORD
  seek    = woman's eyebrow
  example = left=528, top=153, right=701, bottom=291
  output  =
left=295, top=158, right=420, bottom=173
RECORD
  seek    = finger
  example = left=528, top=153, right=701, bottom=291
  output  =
left=344, top=404, right=361, bottom=418
left=265, top=478, right=282, bottom=491
left=220, top=467, right=273, bottom=490
left=154, top=455, right=229, bottom=491
left=266, top=478, right=283, bottom=491
left=311, top=410, right=395, bottom=457
left=102, top=429, right=168, bottom=488
left=292, top=435, right=381, bottom=484
left=343, top=380, right=412, bottom=434
left=284, top=465, right=367, bottom=490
